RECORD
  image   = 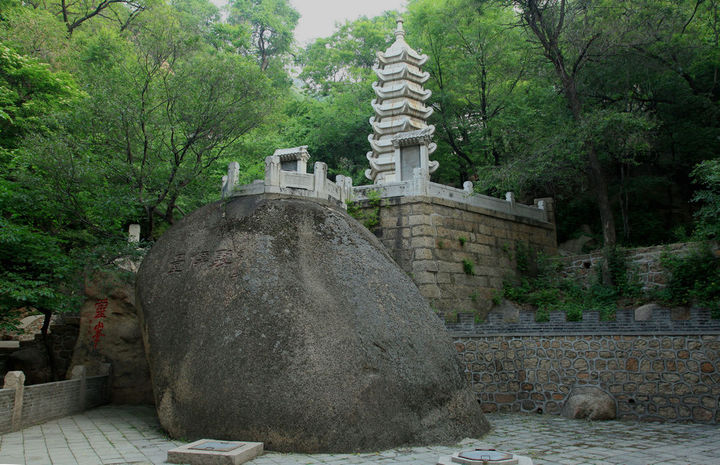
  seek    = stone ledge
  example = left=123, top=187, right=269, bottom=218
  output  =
left=356, top=194, right=555, bottom=229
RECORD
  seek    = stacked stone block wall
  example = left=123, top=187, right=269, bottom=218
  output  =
left=358, top=195, right=556, bottom=313
left=449, top=308, right=720, bottom=424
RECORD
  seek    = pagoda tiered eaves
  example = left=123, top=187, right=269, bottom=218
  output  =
left=374, top=64, right=430, bottom=85
left=372, top=82, right=432, bottom=101
left=365, top=18, right=439, bottom=183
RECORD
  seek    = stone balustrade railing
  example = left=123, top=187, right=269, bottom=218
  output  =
left=352, top=167, right=551, bottom=224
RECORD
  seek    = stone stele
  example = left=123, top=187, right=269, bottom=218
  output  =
left=136, top=194, right=489, bottom=453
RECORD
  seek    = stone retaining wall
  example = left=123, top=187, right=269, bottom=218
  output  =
left=559, top=242, right=706, bottom=290
left=357, top=195, right=556, bottom=313
left=449, top=307, right=720, bottom=423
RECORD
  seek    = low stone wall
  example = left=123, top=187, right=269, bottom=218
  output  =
left=357, top=195, right=556, bottom=313
left=0, top=368, right=109, bottom=433
left=449, top=308, right=720, bottom=423
left=0, top=389, right=13, bottom=433
left=20, top=379, right=85, bottom=428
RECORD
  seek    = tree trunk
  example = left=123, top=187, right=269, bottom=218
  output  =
left=518, top=0, right=618, bottom=284
left=39, top=309, right=58, bottom=381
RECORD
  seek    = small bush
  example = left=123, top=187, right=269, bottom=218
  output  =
left=491, top=290, right=503, bottom=306
left=535, top=307, right=550, bottom=322
left=565, top=304, right=583, bottom=322
left=462, top=258, right=475, bottom=275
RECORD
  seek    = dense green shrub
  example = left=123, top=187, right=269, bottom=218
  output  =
left=659, top=244, right=720, bottom=317
left=692, top=160, right=720, bottom=240
left=502, top=242, right=644, bottom=321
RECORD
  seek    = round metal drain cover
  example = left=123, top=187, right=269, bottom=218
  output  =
left=451, top=449, right=518, bottom=465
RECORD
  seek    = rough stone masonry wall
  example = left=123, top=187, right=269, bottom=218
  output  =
left=449, top=308, right=720, bottom=424
left=560, top=242, right=704, bottom=290
left=358, top=195, right=556, bottom=313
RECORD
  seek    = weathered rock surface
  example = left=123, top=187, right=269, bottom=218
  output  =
left=68, top=271, right=153, bottom=404
left=634, top=303, right=660, bottom=321
left=136, top=194, right=489, bottom=452
left=561, top=385, right=616, bottom=420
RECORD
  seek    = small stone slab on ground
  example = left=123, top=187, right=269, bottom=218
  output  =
left=167, top=439, right=263, bottom=465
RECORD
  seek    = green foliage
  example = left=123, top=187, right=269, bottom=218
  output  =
left=0, top=44, right=87, bottom=328
left=298, top=13, right=396, bottom=95
left=458, top=236, right=467, bottom=247
left=603, top=247, right=643, bottom=297
left=226, top=0, right=299, bottom=71
left=691, top=159, right=720, bottom=240
left=462, top=258, right=475, bottom=276
left=535, top=308, right=549, bottom=322
left=0, top=43, right=82, bottom=162
left=347, top=190, right=382, bottom=231
left=407, top=0, right=530, bottom=186
left=491, top=290, right=502, bottom=306
left=502, top=242, right=644, bottom=321
left=659, top=244, right=720, bottom=316
left=0, top=0, right=291, bottom=329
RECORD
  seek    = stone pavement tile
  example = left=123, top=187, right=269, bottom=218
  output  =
left=3, top=406, right=720, bottom=465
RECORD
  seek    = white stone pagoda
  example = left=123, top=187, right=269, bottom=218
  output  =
left=366, top=18, right=438, bottom=184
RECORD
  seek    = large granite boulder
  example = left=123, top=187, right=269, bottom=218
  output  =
left=561, top=385, right=616, bottom=420
left=136, top=194, right=489, bottom=452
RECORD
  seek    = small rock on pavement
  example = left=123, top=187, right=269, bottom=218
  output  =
left=561, top=385, right=616, bottom=420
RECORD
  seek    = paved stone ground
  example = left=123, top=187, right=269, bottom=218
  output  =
left=0, top=405, right=718, bottom=465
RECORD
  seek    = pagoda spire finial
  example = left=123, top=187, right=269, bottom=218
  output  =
left=395, top=17, right=405, bottom=39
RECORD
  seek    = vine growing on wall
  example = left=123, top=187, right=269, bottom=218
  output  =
left=346, top=190, right=382, bottom=231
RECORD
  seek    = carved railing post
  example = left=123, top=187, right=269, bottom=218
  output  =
left=4, top=371, right=25, bottom=431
